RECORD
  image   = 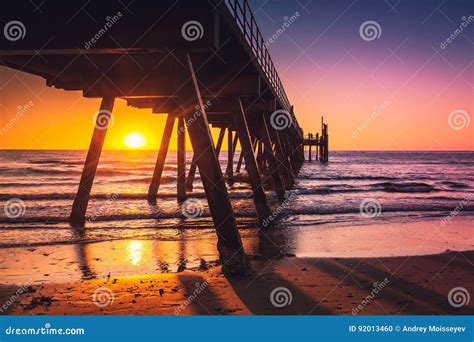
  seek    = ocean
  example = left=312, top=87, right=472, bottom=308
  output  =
left=0, top=150, right=473, bottom=283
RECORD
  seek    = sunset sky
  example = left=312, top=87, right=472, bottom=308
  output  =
left=0, top=0, right=472, bottom=150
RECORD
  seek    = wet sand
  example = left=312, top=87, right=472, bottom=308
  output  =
left=1, top=218, right=472, bottom=285
left=1, top=250, right=473, bottom=315
left=1, top=218, right=473, bottom=315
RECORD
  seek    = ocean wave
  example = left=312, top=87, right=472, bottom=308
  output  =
left=28, top=159, right=84, bottom=166
left=298, top=175, right=401, bottom=181
left=0, top=182, right=78, bottom=188
left=2, top=204, right=473, bottom=225
left=371, top=182, right=438, bottom=193
left=438, top=181, right=470, bottom=189
left=0, top=167, right=151, bottom=177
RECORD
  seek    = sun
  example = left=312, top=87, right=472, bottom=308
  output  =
left=124, top=132, right=146, bottom=149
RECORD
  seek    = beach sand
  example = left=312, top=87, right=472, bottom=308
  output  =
left=1, top=218, right=473, bottom=315
left=1, top=251, right=473, bottom=315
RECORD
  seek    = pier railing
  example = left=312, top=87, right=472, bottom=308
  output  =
left=225, top=0, right=291, bottom=111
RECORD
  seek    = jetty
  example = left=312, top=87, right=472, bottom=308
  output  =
left=0, top=0, right=329, bottom=274
left=303, top=118, right=329, bottom=162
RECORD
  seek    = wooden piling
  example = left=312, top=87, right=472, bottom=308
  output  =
left=69, top=97, right=115, bottom=227
left=232, top=98, right=272, bottom=226
left=186, top=126, right=225, bottom=192
left=147, top=113, right=176, bottom=203
left=262, top=117, right=285, bottom=202
left=308, top=133, right=312, bottom=162
left=236, top=149, right=244, bottom=173
left=315, top=133, right=319, bottom=161
left=186, top=155, right=198, bottom=192
left=177, top=115, right=186, bottom=202
left=226, top=127, right=234, bottom=185
left=177, top=53, right=249, bottom=275
left=264, top=115, right=294, bottom=190
left=282, top=131, right=297, bottom=174
left=256, top=140, right=263, bottom=173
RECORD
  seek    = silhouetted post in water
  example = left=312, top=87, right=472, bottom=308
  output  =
left=226, top=127, right=234, bottom=185
left=237, top=137, right=255, bottom=173
left=69, top=96, right=115, bottom=227
left=186, top=155, right=197, bottom=192
left=215, top=127, right=226, bottom=155
left=148, top=113, right=175, bottom=203
left=308, top=133, right=312, bottom=162
left=232, top=98, right=272, bottom=225
left=177, top=116, right=186, bottom=202
left=231, top=132, right=239, bottom=173
left=315, top=133, right=319, bottom=161
left=256, top=140, right=263, bottom=173
left=186, top=127, right=225, bottom=192
left=321, top=122, right=329, bottom=163
left=236, top=147, right=244, bottom=173
left=232, top=132, right=239, bottom=155
left=177, top=53, right=249, bottom=275
left=262, top=117, right=285, bottom=202
left=260, top=140, right=267, bottom=174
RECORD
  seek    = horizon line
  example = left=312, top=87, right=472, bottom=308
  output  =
left=1, top=148, right=473, bottom=153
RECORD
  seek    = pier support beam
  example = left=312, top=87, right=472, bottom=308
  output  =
left=236, top=148, right=244, bottom=173
left=186, top=127, right=225, bottom=192
left=281, top=131, right=297, bottom=175
left=232, top=98, right=272, bottom=226
left=69, top=96, right=115, bottom=227
left=309, top=141, right=312, bottom=162
left=226, top=127, right=234, bottom=185
left=148, top=113, right=176, bottom=203
left=177, top=115, right=186, bottom=202
left=186, top=155, right=198, bottom=192
left=178, top=53, right=249, bottom=275
left=267, top=116, right=294, bottom=190
left=262, top=118, right=285, bottom=202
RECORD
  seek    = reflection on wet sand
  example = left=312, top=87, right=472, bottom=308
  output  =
left=1, top=218, right=472, bottom=286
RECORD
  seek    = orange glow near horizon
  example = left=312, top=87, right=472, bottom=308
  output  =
left=0, top=67, right=472, bottom=151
